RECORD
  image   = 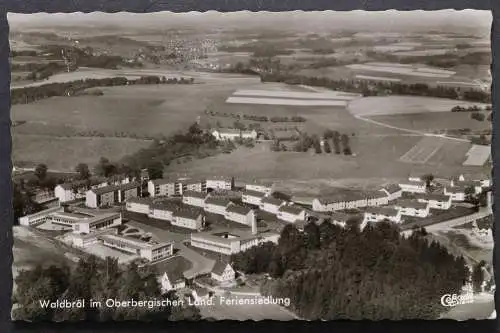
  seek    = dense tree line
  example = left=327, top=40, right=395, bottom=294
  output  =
left=11, top=61, right=68, bottom=81
left=12, top=256, right=201, bottom=321
left=11, top=76, right=195, bottom=105
left=470, top=112, right=486, bottom=122
left=451, top=105, right=490, bottom=112
left=205, top=109, right=307, bottom=124
left=232, top=222, right=468, bottom=320
left=261, top=73, right=491, bottom=103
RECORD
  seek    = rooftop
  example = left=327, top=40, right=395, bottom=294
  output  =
left=261, top=196, right=286, bottom=206
left=211, top=260, right=231, bottom=275
left=382, top=184, right=402, bottom=194
left=91, top=182, right=140, bottom=195
left=278, top=205, right=305, bottom=215
left=226, top=204, right=253, bottom=215
left=365, top=207, right=400, bottom=217
left=394, top=200, right=428, bottom=210
left=242, top=189, right=267, bottom=198
left=173, top=208, right=203, bottom=220
left=204, top=197, right=231, bottom=207
left=183, top=191, right=208, bottom=199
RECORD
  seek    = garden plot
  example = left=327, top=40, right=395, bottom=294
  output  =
left=399, top=137, right=445, bottom=164
left=346, top=63, right=456, bottom=78
left=463, top=145, right=491, bottom=166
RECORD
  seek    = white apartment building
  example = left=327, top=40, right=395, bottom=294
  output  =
left=172, top=209, right=204, bottom=230
left=160, top=271, right=186, bottom=293
left=416, top=194, right=452, bottom=210
left=69, top=228, right=118, bottom=248
left=260, top=197, right=286, bottom=215
left=85, top=182, right=140, bottom=208
left=444, top=186, right=466, bottom=202
left=277, top=205, right=307, bottom=223
left=147, top=179, right=176, bottom=198
left=241, top=190, right=267, bottom=206
left=393, top=200, right=430, bottom=218
left=312, top=191, right=388, bottom=212
left=98, top=234, right=174, bottom=262
left=126, top=197, right=153, bottom=214
left=182, top=191, right=208, bottom=208
left=206, top=177, right=233, bottom=191
left=361, top=207, right=402, bottom=230
left=224, top=204, right=256, bottom=226
left=148, top=202, right=179, bottom=221
left=204, top=197, right=231, bottom=215
left=398, top=180, right=427, bottom=194
left=211, top=129, right=258, bottom=141
left=244, top=182, right=273, bottom=195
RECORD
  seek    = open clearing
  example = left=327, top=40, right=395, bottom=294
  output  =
left=199, top=295, right=297, bottom=321
left=226, top=97, right=348, bottom=106
left=226, top=89, right=360, bottom=106
left=347, top=96, right=489, bottom=117
left=463, top=145, right=491, bottom=166
left=399, top=137, right=446, bottom=164
left=12, top=134, right=151, bottom=171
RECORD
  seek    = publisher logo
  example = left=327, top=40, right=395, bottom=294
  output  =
left=440, top=293, right=474, bottom=307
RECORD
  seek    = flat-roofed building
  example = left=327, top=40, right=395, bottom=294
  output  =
left=182, top=191, right=208, bottom=208
left=393, top=200, right=430, bottom=218
left=73, top=212, right=122, bottom=234
left=50, top=211, right=93, bottom=229
left=190, top=229, right=260, bottom=255
left=98, top=234, right=174, bottom=262
left=19, top=206, right=64, bottom=227
left=241, top=190, right=267, bottom=206
left=69, top=228, right=118, bottom=248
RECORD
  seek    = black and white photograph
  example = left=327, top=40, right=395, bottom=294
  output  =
left=8, top=9, right=494, bottom=321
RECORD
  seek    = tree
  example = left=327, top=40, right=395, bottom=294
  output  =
left=147, top=161, right=164, bottom=180
left=75, top=163, right=91, bottom=180
left=323, top=140, right=332, bottom=153
left=304, top=222, right=321, bottom=249
left=472, top=261, right=487, bottom=293
left=34, top=163, right=48, bottom=181
left=421, top=174, right=434, bottom=188
left=94, top=157, right=117, bottom=178
left=464, top=186, right=476, bottom=203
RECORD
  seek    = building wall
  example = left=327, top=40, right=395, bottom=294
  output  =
left=399, top=184, right=426, bottom=193
left=182, top=196, right=206, bottom=208
left=205, top=203, right=228, bottom=215
left=224, top=210, right=254, bottom=226
left=173, top=215, right=203, bottom=230
left=277, top=210, right=305, bottom=223
left=85, top=191, right=98, bottom=208
left=126, top=202, right=150, bottom=214
left=444, top=189, right=465, bottom=202
left=397, top=206, right=429, bottom=218
left=240, top=238, right=259, bottom=252
left=206, top=180, right=232, bottom=190
left=245, top=184, right=272, bottom=195
left=19, top=206, right=64, bottom=226
left=242, top=195, right=262, bottom=206
left=121, top=188, right=139, bottom=203
left=418, top=198, right=451, bottom=210
left=54, top=186, right=74, bottom=203
left=149, top=208, right=174, bottom=221
left=211, top=266, right=235, bottom=282
left=191, top=237, right=233, bottom=255
left=261, top=203, right=283, bottom=215
left=141, top=243, right=173, bottom=261
left=148, top=181, right=176, bottom=197
left=75, top=215, right=121, bottom=234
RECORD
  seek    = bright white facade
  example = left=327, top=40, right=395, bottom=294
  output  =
left=126, top=198, right=153, bottom=214
left=19, top=206, right=63, bottom=226
left=277, top=205, right=307, bottom=223
left=148, top=179, right=176, bottom=198
left=416, top=194, right=452, bottom=210
left=241, top=190, right=267, bottom=206
left=393, top=200, right=430, bottom=218
left=260, top=197, right=286, bottom=215
left=245, top=183, right=273, bottom=195
left=212, top=129, right=258, bottom=141
left=224, top=204, right=256, bottom=226
left=98, top=233, right=173, bottom=262
left=361, top=207, right=401, bottom=230
left=204, top=197, right=231, bottom=215
left=172, top=209, right=204, bottom=230
left=206, top=178, right=233, bottom=191
left=444, top=187, right=466, bottom=202
left=312, top=191, right=388, bottom=212
left=190, top=230, right=260, bottom=255
left=73, top=212, right=122, bottom=234
left=211, top=261, right=236, bottom=283
left=160, top=272, right=186, bottom=293
left=398, top=180, right=427, bottom=194
left=182, top=191, right=207, bottom=208
left=148, top=203, right=177, bottom=221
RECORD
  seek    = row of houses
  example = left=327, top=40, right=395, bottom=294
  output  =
left=54, top=176, right=133, bottom=203
left=147, top=176, right=234, bottom=198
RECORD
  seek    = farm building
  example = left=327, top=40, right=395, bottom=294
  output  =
left=206, top=177, right=233, bottom=191
left=398, top=180, right=427, bottom=194
left=172, top=208, right=205, bottom=230
left=211, top=129, right=258, bottom=141
left=416, top=193, right=452, bottom=210
left=159, top=270, right=186, bottom=293
left=85, top=182, right=141, bottom=208
left=211, top=261, right=236, bottom=283
left=126, top=197, right=154, bottom=214
left=241, top=189, right=267, bottom=206
left=148, top=179, right=176, bottom=197
left=260, top=197, right=287, bottom=215
left=277, top=205, right=307, bottom=223
left=98, top=233, right=174, bottom=262
left=380, top=184, right=403, bottom=202
left=204, top=197, right=232, bottom=215
left=361, top=207, right=402, bottom=229
left=393, top=200, right=430, bottom=218
left=224, top=204, right=256, bottom=226
left=182, top=191, right=208, bottom=208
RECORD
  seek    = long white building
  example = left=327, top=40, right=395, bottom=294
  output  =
left=98, top=234, right=174, bottom=262
left=86, top=182, right=140, bottom=208
left=204, top=197, right=231, bottom=215
left=393, top=200, right=430, bottom=218
left=19, top=206, right=64, bottom=227
left=172, top=209, right=204, bottom=230
left=312, top=191, right=388, bottom=212
left=224, top=204, right=256, bottom=226
left=361, top=207, right=402, bottom=230
left=416, top=193, right=452, bottom=210
left=126, top=197, right=154, bottom=215
left=148, top=179, right=176, bottom=197
left=206, top=177, right=233, bottom=191
left=260, top=197, right=286, bottom=215
left=182, top=191, right=208, bottom=208
left=277, top=205, right=307, bottom=223
left=241, top=190, right=267, bottom=206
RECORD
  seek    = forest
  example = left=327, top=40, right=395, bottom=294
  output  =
left=12, top=256, right=201, bottom=322
left=231, top=222, right=469, bottom=320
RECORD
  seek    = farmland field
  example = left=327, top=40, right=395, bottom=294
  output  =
left=463, top=145, right=491, bottom=166
left=399, top=137, right=446, bottom=164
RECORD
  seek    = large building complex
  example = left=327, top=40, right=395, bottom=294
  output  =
left=97, top=234, right=174, bottom=262
left=86, top=182, right=141, bottom=208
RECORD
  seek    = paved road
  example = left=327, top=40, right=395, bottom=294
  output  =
left=126, top=220, right=214, bottom=278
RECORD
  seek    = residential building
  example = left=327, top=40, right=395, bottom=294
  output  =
left=362, top=207, right=402, bottom=229
left=148, top=202, right=179, bottom=221
left=398, top=180, right=427, bottom=194
left=312, top=190, right=388, bottom=212
left=159, top=271, right=186, bottom=293
left=380, top=184, right=403, bottom=202
left=190, top=229, right=260, bottom=255
left=459, top=181, right=484, bottom=195
left=393, top=200, right=430, bottom=218
left=85, top=182, right=140, bottom=208
left=19, top=206, right=64, bottom=227
left=211, top=261, right=236, bottom=283
left=206, top=177, right=233, bottom=191
left=191, top=287, right=212, bottom=302
left=245, top=182, right=273, bottom=195
left=55, top=180, right=102, bottom=203
left=147, top=179, right=176, bottom=198
left=98, top=234, right=174, bottom=262
left=32, top=189, right=57, bottom=206
left=172, top=208, right=204, bottom=230
left=329, top=212, right=352, bottom=227
left=260, top=197, right=286, bottom=215
left=444, top=186, right=467, bottom=202
left=126, top=197, right=153, bottom=214
left=181, top=178, right=207, bottom=193
left=277, top=205, right=307, bottom=223
left=416, top=193, right=452, bottom=210
left=241, top=190, right=267, bottom=206
left=204, top=197, right=231, bottom=215
left=224, top=204, right=256, bottom=226
left=73, top=212, right=122, bottom=233
left=211, top=129, right=258, bottom=141
left=182, top=191, right=208, bottom=208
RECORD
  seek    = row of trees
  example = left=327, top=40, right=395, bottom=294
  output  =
left=12, top=256, right=201, bottom=321
left=205, top=109, right=307, bottom=124
left=470, top=112, right=486, bottom=122
left=261, top=73, right=491, bottom=103
left=231, top=222, right=469, bottom=320
left=451, top=105, right=491, bottom=112
left=11, top=76, right=195, bottom=105
left=283, top=131, right=352, bottom=155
